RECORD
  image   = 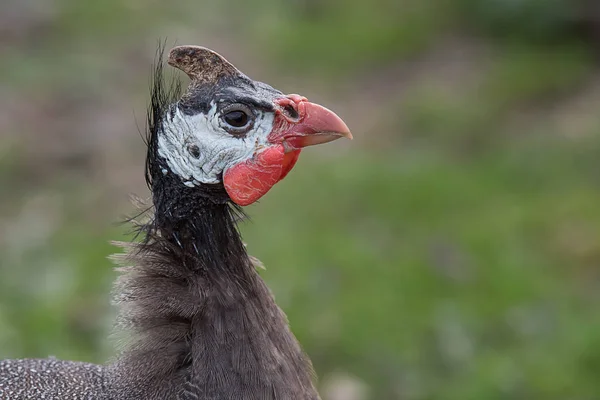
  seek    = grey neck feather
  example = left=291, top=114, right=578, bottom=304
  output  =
left=109, top=203, right=320, bottom=400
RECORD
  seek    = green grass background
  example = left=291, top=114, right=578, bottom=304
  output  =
left=1, top=0, right=600, bottom=398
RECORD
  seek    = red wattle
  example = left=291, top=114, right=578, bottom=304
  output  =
left=224, top=145, right=300, bottom=206
left=279, top=149, right=301, bottom=182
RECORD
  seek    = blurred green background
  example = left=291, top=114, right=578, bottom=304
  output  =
left=1, top=0, right=600, bottom=399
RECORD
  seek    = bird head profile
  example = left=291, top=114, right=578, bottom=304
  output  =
left=146, top=45, right=352, bottom=210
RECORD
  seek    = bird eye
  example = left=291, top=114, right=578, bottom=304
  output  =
left=224, top=110, right=248, bottom=127
left=221, top=104, right=254, bottom=135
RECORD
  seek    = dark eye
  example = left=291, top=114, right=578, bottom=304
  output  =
left=221, top=104, right=254, bottom=135
left=224, top=110, right=248, bottom=127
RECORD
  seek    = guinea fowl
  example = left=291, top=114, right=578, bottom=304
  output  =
left=0, top=45, right=351, bottom=399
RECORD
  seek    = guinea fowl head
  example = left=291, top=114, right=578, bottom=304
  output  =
left=146, top=45, right=351, bottom=218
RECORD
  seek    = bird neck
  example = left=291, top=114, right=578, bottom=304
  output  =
left=111, top=198, right=319, bottom=399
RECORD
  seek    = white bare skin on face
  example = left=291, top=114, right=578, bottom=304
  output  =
left=157, top=102, right=275, bottom=186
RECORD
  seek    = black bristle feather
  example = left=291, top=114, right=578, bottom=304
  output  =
left=145, top=41, right=183, bottom=192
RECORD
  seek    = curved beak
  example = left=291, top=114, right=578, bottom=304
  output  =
left=267, top=95, right=352, bottom=152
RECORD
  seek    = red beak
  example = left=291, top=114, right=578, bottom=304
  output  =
left=267, top=94, right=352, bottom=152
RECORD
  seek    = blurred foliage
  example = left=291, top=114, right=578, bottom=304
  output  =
left=254, top=0, right=453, bottom=75
left=1, top=0, right=600, bottom=399
left=402, top=43, right=593, bottom=151
left=457, top=0, right=580, bottom=42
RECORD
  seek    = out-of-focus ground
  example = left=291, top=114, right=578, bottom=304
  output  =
left=2, top=1, right=600, bottom=399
